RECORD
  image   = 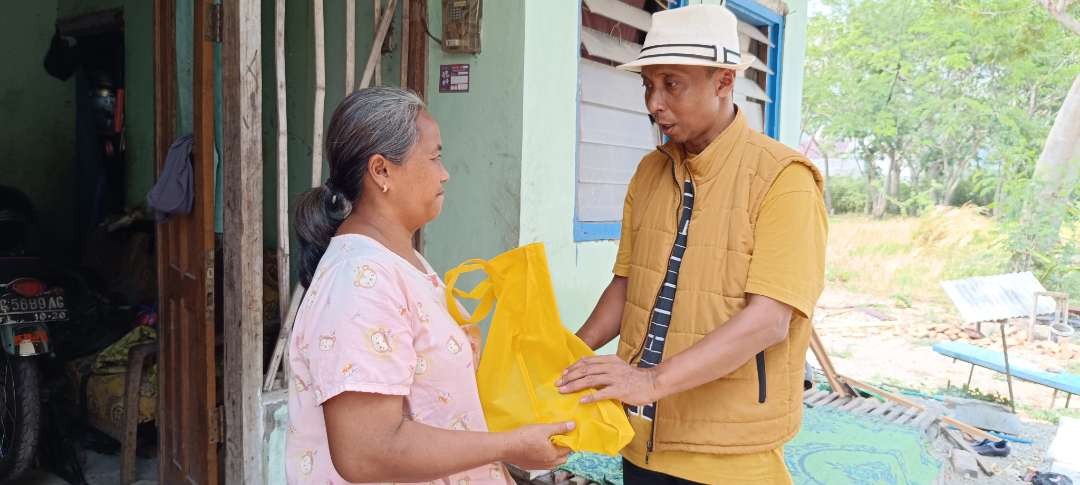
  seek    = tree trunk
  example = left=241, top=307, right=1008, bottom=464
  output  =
left=886, top=151, right=902, bottom=214
left=993, top=158, right=1006, bottom=218
left=1015, top=73, right=1080, bottom=269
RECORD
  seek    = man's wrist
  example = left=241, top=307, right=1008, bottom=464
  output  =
left=648, top=364, right=672, bottom=402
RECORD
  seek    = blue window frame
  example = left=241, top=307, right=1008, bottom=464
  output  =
left=574, top=0, right=785, bottom=242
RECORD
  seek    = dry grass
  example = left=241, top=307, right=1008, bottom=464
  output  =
left=827, top=206, right=1011, bottom=306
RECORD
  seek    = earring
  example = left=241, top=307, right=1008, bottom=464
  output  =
left=381, top=184, right=389, bottom=193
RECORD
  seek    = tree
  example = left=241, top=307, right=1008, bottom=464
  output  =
left=1014, top=0, right=1080, bottom=269
left=804, top=0, right=1079, bottom=220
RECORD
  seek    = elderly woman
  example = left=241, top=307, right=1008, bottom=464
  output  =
left=286, top=87, right=572, bottom=484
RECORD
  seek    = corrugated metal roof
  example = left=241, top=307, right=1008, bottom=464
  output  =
left=941, top=272, right=1057, bottom=324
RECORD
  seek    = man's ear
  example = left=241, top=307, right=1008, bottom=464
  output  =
left=715, top=68, right=737, bottom=98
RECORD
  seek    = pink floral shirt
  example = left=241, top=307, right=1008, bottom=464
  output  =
left=286, top=235, right=508, bottom=484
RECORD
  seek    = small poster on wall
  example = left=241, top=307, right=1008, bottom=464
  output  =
left=439, top=64, right=470, bottom=93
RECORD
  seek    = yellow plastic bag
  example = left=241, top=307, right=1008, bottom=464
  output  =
left=445, top=243, right=634, bottom=456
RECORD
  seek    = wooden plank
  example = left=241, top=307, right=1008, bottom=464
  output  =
left=583, top=0, right=652, bottom=31
left=804, top=389, right=827, bottom=403
left=222, top=0, right=265, bottom=482
left=151, top=2, right=176, bottom=482
left=853, top=398, right=882, bottom=414
left=808, top=391, right=835, bottom=406
left=312, top=0, right=326, bottom=186
left=580, top=26, right=641, bottom=65
left=891, top=407, right=916, bottom=424
left=810, top=328, right=854, bottom=397
left=842, top=375, right=998, bottom=442
left=817, top=393, right=842, bottom=407
left=828, top=396, right=852, bottom=409
left=360, top=0, right=399, bottom=89
left=840, top=397, right=866, bottom=411
left=871, top=402, right=898, bottom=418
left=346, top=0, right=355, bottom=91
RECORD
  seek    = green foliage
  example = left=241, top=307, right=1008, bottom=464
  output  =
left=806, top=0, right=1080, bottom=293
left=828, top=176, right=870, bottom=214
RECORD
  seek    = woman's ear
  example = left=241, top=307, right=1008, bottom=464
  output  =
left=367, top=154, right=393, bottom=188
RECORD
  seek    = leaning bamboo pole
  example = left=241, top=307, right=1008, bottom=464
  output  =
left=373, top=0, right=382, bottom=86
left=346, top=0, right=356, bottom=92
left=312, top=0, right=326, bottom=186
left=360, top=0, right=397, bottom=89
left=400, top=0, right=409, bottom=88
left=274, top=0, right=290, bottom=340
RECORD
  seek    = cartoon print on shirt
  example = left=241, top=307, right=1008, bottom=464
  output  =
left=354, top=264, right=378, bottom=288
left=299, top=450, right=316, bottom=476
left=449, top=414, right=469, bottom=431
left=414, top=355, right=429, bottom=376
left=416, top=302, right=431, bottom=325
left=318, top=332, right=336, bottom=351
left=369, top=328, right=393, bottom=354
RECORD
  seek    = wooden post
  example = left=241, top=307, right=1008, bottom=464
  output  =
left=222, top=0, right=264, bottom=482
left=400, top=0, right=409, bottom=88
left=346, top=0, right=355, bottom=92
left=406, top=0, right=427, bottom=99
left=360, top=0, right=398, bottom=89
left=312, top=0, right=326, bottom=186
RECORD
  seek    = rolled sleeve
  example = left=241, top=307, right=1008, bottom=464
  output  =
left=745, top=165, right=828, bottom=319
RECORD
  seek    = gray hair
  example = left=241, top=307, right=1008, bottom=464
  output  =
left=294, top=87, right=427, bottom=287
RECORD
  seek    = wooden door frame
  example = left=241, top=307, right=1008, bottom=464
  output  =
left=154, top=0, right=220, bottom=482
left=151, top=5, right=175, bottom=481
left=221, top=0, right=265, bottom=483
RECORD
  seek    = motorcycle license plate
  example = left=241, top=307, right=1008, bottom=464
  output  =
left=0, top=294, right=67, bottom=324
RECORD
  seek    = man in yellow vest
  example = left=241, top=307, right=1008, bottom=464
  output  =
left=556, top=4, right=828, bottom=483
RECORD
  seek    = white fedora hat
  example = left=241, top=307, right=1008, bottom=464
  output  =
left=618, top=4, right=756, bottom=73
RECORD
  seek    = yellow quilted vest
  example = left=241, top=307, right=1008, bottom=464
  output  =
left=616, top=111, right=824, bottom=456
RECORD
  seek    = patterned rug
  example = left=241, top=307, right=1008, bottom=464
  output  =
left=785, top=406, right=942, bottom=485
left=558, top=406, right=941, bottom=485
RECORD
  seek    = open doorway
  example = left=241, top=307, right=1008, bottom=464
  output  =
left=1, top=5, right=163, bottom=484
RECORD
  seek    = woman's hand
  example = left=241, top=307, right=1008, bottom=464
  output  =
left=500, top=421, right=575, bottom=470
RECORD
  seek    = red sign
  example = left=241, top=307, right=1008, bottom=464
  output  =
left=439, top=64, right=470, bottom=93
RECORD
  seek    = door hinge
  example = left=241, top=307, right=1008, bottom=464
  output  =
left=207, top=3, right=223, bottom=44
left=210, top=404, right=225, bottom=444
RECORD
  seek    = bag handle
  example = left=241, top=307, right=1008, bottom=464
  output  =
left=444, top=259, right=497, bottom=326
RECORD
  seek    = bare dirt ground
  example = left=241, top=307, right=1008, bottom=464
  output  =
left=812, top=286, right=1075, bottom=483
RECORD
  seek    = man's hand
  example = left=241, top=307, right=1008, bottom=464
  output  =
left=555, top=355, right=660, bottom=406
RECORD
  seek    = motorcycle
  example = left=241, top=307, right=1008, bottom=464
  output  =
left=0, top=186, right=67, bottom=481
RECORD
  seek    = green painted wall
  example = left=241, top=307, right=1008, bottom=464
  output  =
left=420, top=0, right=526, bottom=275
left=0, top=0, right=77, bottom=258
left=516, top=1, right=621, bottom=352
left=261, top=0, right=404, bottom=284
left=0, top=0, right=154, bottom=260
left=778, top=0, right=807, bottom=148
left=59, top=0, right=156, bottom=214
